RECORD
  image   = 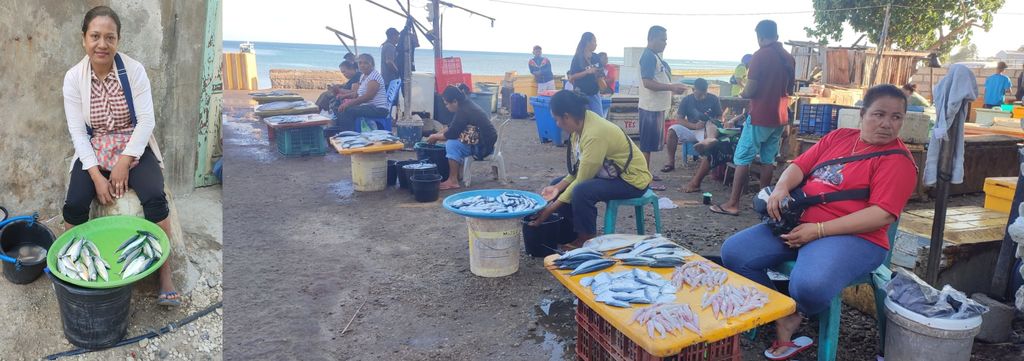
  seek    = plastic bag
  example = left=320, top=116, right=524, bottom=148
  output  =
left=885, top=268, right=989, bottom=319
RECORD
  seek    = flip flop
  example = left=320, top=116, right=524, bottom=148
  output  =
left=660, top=165, right=675, bottom=173
left=764, top=336, right=813, bottom=360
left=649, top=183, right=667, bottom=191
left=157, top=291, right=182, bottom=307
left=652, top=175, right=664, bottom=182
left=682, top=186, right=702, bottom=193
left=439, top=183, right=461, bottom=191
left=709, top=204, right=739, bottom=216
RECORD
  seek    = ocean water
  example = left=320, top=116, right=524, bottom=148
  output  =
left=224, top=40, right=737, bottom=89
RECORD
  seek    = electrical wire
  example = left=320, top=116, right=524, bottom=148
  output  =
left=487, top=0, right=885, bottom=16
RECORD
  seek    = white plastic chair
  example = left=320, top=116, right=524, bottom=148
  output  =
left=462, top=117, right=510, bottom=187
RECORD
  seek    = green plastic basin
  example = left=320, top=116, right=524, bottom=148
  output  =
left=46, top=216, right=170, bottom=289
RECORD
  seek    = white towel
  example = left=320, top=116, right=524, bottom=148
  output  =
left=924, top=64, right=978, bottom=186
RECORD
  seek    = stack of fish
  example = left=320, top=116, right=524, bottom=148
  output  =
left=255, top=100, right=312, bottom=112
left=700, top=285, right=769, bottom=320
left=55, top=236, right=110, bottom=282
left=631, top=303, right=702, bottom=338
left=579, top=269, right=678, bottom=307
left=552, top=249, right=615, bottom=275
left=249, top=90, right=298, bottom=97
left=115, top=231, right=164, bottom=279
left=332, top=130, right=401, bottom=149
left=671, top=260, right=728, bottom=290
left=608, top=237, right=692, bottom=267
left=449, top=192, right=541, bottom=214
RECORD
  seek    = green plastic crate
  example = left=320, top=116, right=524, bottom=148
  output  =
left=275, top=126, right=326, bottom=157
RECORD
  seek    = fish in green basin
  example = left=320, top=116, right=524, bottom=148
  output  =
left=115, top=230, right=163, bottom=279
left=57, top=236, right=108, bottom=282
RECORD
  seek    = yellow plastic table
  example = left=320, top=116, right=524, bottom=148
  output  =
left=545, top=251, right=796, bottom=357
left=329, top=138, right=404, bottom=155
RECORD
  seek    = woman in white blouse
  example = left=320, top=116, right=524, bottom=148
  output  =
left=62, top=6, right=178, bottom=306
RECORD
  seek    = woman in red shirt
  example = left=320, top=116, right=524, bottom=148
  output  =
left=721, top=84, right=917, bottom=360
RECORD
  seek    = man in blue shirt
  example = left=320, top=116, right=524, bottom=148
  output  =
left=983, top=61, right=1012, bottom=108
left=529, top=45, right=555, bottom=92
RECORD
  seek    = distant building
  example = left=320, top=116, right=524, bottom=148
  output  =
left=995, top=50, right=1024, bottom=60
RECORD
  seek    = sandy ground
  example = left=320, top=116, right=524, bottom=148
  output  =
left=222, top=89, right=1021, bottom=360
left=0, top=186, right=223, bottom=361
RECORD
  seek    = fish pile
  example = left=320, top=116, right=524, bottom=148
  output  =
left=580, top=269, right=678, bottom=307
left=700, top=285, right=769, bottom=320
left=608, top=236, right=692, bottom=268
left=553, top=248, right=615, bottom=275
left=114, top=231, right=164, bottom=279
left=265, top=115, right=320, bottom=124
left=55, top=236, right=109, bottom=282
left=449, top=192, right=541, bottom=214
left=250, top=90, right=298, bottom=97
left=332, top=130, right=401, bottom=149
left=581, top=234, right=656, bottom=252
left=631, top=303, right=702, bottom=338
left=671, top=260, right=728, bottom=291
left=256, top=100, right=313, bottom=112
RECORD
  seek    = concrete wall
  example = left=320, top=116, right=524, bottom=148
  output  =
left=0, top=0, right=207, bottom=219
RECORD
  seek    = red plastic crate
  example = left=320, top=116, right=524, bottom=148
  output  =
left=435, top=57, right=463, bottom=76
left=575, top=301, right=741, bottom=361
left=436, top=73, right=474, bottom=93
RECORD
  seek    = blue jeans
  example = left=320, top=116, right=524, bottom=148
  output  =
left=550, top=176, right=647, bottom=235
left=587, top=94, right=605, bottom=118
left=721, top=223, right=886, bottom=315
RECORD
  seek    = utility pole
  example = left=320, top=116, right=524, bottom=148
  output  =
left=350, top=4, right=358, bottom=55
left=402, top=0, right=413, bottom=121
left=432, top=0, right=442, bottom=59
left=869, top=3, right=892, bottom=86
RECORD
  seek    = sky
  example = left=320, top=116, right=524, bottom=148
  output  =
left=224, top=0, right=1024, bottom=62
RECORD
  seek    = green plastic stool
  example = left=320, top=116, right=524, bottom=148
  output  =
left=749, top=220, right=899, bottom=361
left=603, top=189, right=662, bottom=234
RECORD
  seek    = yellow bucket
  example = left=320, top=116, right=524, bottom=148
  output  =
left=350, top=152, right=388, bottom=192
left=466, top=217, right=521, bottom=277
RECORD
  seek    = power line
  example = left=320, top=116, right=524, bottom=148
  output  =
left=488, top=0, right=885, bottom=16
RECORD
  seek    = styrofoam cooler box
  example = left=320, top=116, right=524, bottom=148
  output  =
left=623, top=47, right=646, bottom=67
left=617, top=65, right=641, bottom=89
left=975, top=108, right=1012, bottom=126
left=838, top=107, right=932, bottom=144
left=405, top=72, right=435, bottom=114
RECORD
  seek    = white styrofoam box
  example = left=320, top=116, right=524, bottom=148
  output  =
left=406, top=72, right=435, bottom=114
left=610, top=116, right=640, bottom=135
left=975, top=108, right=1012, bottom=127
left=617, top=65, right=641, bottom=89
left=623, top=47, right=646, bottom=67
left=838, top=108, right=860, bottom=129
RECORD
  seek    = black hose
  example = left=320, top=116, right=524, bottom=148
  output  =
left=44, top=301, right=223, bottom=360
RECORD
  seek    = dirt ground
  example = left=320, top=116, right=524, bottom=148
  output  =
left=222, top=89, right=1022, bottom=361
left=0, top=186, right=223, bottom=361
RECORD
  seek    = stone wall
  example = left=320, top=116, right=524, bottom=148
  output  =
left=0, top=0, right=208, bottom=219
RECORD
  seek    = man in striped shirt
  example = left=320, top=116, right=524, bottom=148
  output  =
left=334, top=54, right=392, bottom=132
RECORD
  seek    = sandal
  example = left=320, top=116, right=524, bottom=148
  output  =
left=708, top=203, right=739, bottom=216
left=157, top=291, right=182, bottom=307
left=764, top=336, right=813, bottom=360
left=660, top=165, right=675, bottom=173
left=649, top=183, right=667, bottom=191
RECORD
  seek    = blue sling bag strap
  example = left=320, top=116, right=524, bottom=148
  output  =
left=86, top=53, right=137, bottom=137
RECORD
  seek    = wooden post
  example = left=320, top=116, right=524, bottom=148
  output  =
left=432, top=0, right=442, bottom=59
left=402, top=0, right=412, bottom=120
left=869, top=3, right=892, bottom=87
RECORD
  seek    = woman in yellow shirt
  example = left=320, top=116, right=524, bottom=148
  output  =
left=529, top=91, right=653, bottom=249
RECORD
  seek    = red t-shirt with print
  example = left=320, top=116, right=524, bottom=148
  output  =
left=791, top=128, right=918, bottom=249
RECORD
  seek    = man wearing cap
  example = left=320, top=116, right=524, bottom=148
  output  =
left=381, top=28, right=401, bottom=86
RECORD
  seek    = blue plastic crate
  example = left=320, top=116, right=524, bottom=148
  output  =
left=275, top=126, right=326, bottom=157
left=797, top=104, right=849, bottom=136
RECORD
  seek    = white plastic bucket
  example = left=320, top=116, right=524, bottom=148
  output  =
left=351, top=152, right=388, bottom=192
left=466, top=217, right=521, bottom=277
left=883, top=297, right=982, bottom=361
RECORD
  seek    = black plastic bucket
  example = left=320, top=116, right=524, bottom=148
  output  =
left=522, top=213, right=576, bottom=257
left=402, top=162, right=438, bottom=194
left=414, top=142, right=450, bottom=181
left=410, top=173, right=443, bottom=202
left=386, top=160, right=399, bottom=186
left=0, top=220, right=55, bottom=284
left=395, top=160, right=420, bottom=189
left=49, top=272, right=133, bottom=349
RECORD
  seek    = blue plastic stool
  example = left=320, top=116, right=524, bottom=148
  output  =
left=602, top=189, right=662, bottom=234
left=681, top=142, right=698, bottom=164
left=750, top=220, right=899, bottom=361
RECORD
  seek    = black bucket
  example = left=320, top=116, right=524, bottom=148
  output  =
left=402, top=162, right=438, bottom=194
left=522, top=213, right=576, bottom=257
left=414, top=142, right=450, bottom=181
left=0, top=220, right=55, bottom=284
left=386, top=160, right=399, bottom=186
left=49, top=272, right=133, bottom=349
left=410, top=173, right=443, bottom=202
left=395, top=160, right=420, bottom=189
